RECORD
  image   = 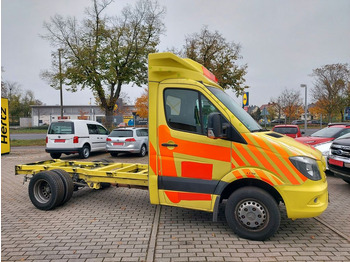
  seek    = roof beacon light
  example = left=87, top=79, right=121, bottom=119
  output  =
left=202, top=66, right=218, bottom=83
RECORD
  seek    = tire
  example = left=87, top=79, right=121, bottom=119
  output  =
left=28, top=171, right=65, bottom=210
left=79, top=144, right=90, bottom=159
left=100, top=183, right=111, bottom=189
left=225, top=187, right=281, bottom=241
left=50, top=169, right=74, bottom=206
left=50, top=153, right=62, bottom=159
left=110, top=152, right=119, bottom=157
left=139, top=144, right=147, bottom=157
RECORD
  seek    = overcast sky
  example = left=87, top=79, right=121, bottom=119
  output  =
left=2, top=0, right=350, bottom=107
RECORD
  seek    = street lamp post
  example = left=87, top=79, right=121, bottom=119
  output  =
left=58, top=48, right=64, bottom=119
left=301, top=84, right=307, bottom=131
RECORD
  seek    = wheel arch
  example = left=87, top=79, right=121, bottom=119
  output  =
left=219, top=178, right=283, bottom=204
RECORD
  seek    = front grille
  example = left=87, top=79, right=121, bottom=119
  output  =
left=331, top=144, right=350, bottom=158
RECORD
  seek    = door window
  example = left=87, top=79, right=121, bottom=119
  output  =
left=97, top=125, right=108, bottom=135
left=164, top=89, right=220, bottom=135
left=87, top=124, right=98, bottom=135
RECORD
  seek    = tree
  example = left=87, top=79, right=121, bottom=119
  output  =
left=41, top=0, right=165, bottom=129
left=311, top=63, right=350, bottom=122
left=278, top=88, right=303, bottom=123
left=180, top=26, right=248, bottom=96
left=2, top=81, right=42, bottom=124
left=135, top=88, right=148, bottom=118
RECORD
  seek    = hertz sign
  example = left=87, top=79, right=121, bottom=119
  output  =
left=1, top=98, right=10, bottom=154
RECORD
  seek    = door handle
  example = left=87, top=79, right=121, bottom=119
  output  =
left=161, top=143, right=178, bottom=147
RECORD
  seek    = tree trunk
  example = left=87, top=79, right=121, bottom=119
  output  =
left=104, top=108, right=114, bottom=130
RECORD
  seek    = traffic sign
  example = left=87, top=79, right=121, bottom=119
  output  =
left=242, top=92, right=249, bottom=107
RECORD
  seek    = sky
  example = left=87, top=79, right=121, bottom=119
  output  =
left=1, top=0, right=350, bottom=108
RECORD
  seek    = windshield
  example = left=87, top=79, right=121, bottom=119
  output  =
left=207, top=86, right=262, bottom=132
left=311, top=127, right=343, bottom=138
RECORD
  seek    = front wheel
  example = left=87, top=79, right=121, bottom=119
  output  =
left=225, top=187, right=280, bottom=241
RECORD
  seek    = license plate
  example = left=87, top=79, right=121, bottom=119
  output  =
left=113, top=142, right=124, bottom=146
left=54, top=139, right=66, bottom=143
left=329, top=158, right=343, bottom=167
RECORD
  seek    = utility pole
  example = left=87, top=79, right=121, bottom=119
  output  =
left=58, top=48, right=64, bottom=119
left=300, top=84, right=307, bottom=131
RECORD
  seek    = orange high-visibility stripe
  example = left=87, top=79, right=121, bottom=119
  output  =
left=149, top=142, right=157, bottom=175
left=232, top=150, right=246, bottom=166
left=271, top=143, right=307, bottom=182
left=235, top=143, right=258, bottom=167
left=165, top=191, right=212, bottom=203
left=232, top=170, right=243, bottom=180
left=255, top=169, right=277, bottom=186
left=253, top=136, right=300, bottom=185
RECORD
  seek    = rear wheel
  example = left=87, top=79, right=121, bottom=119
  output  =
left=50, top=169, right=74, bottom=206
left=79, top=144, right=90, bottom=159
left=50, top=153, right=61, bottom=159
left=28, top=171, right=65, bottom=210
left=139, top=144, right=147, bottom=157
left=225, top=187, right=280, bottom=241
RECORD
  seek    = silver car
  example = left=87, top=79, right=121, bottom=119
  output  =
left=106, top=128, right=148, bottom=157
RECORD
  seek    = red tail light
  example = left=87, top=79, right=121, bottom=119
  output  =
left=73, top=136, right=79, bottom=143
left=46, top=136, right=48, bottom=144
left=106, top=138, right=112, bottom=142
left=125, top=138, right=136, bottom=142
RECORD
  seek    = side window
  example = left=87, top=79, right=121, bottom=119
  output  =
left=136, top=130, right=142, bottom=137
left=164, top=88, right=220, bottom=135
left=97, top=125, right=108, bottom=135
left=338, top=128, right=350, bottom=137
left=164, top=89, right=201, bottom=133
left=87, top=124, right=98, bottom=135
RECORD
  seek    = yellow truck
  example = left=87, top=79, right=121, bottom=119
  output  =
left=16, top=53, right=328, bottom=241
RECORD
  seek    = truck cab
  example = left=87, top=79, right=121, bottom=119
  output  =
left=147, top=53, right=328, bottom=240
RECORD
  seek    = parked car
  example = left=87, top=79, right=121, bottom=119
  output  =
left=327, top=133, right=350, bottom=184
left=271, top=119, right=285, bottom=124
left=272, top=124, right=303, bottom=138
left=291, top=119, right=304, bottom=125
left=106, top=127, right=148, bottom=157
left=46, top=120, right=109, bottom=159
left=314, top=133, right=350, bottom=173
left=295, top=123, right=350, bottom=146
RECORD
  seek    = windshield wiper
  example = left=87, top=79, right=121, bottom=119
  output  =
left=251, top=128, right=268, bottom=132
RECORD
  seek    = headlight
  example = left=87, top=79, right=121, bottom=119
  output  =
left=289, top=156, right=321, bottom=181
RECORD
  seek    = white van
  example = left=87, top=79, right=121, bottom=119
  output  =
left=46, top=120, right=109, bottom=159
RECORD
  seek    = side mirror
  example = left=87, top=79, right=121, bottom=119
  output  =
left=207, top=112, right=231, bottom=139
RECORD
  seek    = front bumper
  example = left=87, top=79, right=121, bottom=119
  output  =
left=277, top=178, right=328, bottom=219
left=328, top=155, right=350, bottom=181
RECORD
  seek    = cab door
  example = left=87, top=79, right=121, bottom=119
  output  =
left=157, top=82, right=232, bottom=211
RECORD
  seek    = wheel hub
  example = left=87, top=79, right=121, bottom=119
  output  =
left=237, top=200, right=267, bottom=229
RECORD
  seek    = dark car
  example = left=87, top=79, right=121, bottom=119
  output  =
left=291, top=119, right=304, bottom=125
left=295, top=123, right=350, bottom=146
left=271, top=119, right=285, bottom=124
left=327, top=133, right=350, bottom=184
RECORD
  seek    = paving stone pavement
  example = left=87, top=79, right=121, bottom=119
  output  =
left=2, top=147, right=350, bottom=262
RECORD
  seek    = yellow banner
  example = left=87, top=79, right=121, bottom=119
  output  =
left=1, top=98, right=10, bottom=154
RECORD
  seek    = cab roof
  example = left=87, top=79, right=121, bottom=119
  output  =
left=148, top=52, right=222, bottom=89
